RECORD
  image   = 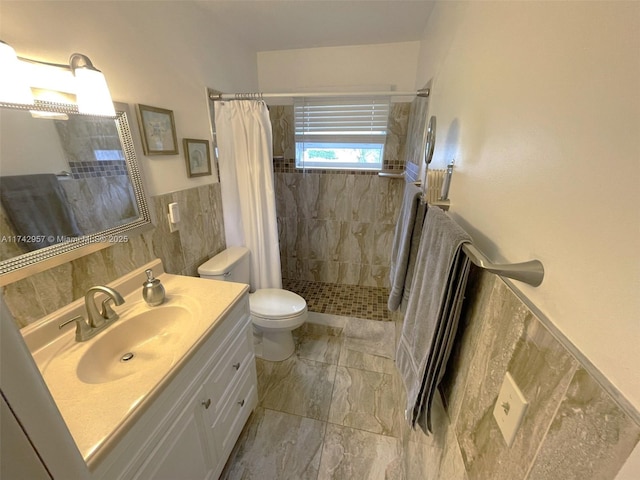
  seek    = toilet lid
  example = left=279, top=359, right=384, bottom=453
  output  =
left=250, top=289, right=307, bottom=320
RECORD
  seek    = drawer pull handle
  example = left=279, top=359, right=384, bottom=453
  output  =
left=232, top=362, right=241, bottom=370
left=202, top=399, right=211, bottom=409
left=237, top=399, right=245, bottom=407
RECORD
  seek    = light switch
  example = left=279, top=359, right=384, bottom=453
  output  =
left=493, top=372, right=528, bottom=447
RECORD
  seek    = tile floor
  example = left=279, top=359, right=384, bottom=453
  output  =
left=220, top=312, right=406, bottom=480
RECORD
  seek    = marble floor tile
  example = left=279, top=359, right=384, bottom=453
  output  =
left=259, top=356, right=337, bottom=421
left=328, top=366, right=400, bottom=437
left=403, top=440, right=442, bottom=480
left=221, top=408, right=325, bottom=480
left=338, top=316, right=396, bottom=374
left=343, top=316, right=396, bottom=356
left=307, top=312, right=347, bottom=329
left=317, top=424, right=401, bottom=480
left=293, top=324, right=342, bottom=365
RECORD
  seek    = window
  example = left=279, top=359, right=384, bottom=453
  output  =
left=294, top=96, right=390, bottom=170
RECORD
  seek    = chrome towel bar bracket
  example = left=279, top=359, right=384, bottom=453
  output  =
left=461, top=243, right=544, bottom=287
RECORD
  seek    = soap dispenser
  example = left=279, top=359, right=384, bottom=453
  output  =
left=142, top=269, right=165, bottom=306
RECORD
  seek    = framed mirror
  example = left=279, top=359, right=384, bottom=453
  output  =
left=0, top=101, right=151, bottom=285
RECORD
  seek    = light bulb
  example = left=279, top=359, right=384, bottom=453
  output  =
left=0, top=42, right=33, bottom=105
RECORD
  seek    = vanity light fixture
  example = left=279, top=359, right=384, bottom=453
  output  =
left=0, top=41, right=34, bottom=105
left=69, top=53, right=115, bottom=116
left=0, top=40, right=115, bottom=117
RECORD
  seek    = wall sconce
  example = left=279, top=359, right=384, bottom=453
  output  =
left=0, top=40, right=115, bottom=117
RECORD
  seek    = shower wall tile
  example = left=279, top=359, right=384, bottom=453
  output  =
left=317, top=174, right=352, bottom=221
left=5, top=183, right=226, bottom=328
left=350, top=222, right=374, bottom=265
left=383, top=102, right=411, bottom=172
left=270, top=105, right=295, bottom=160
left=351, top=175, right=378, bottom=222
left=369, top=264, right=390, bottom=288
left=376, top=177, right=404, bottom=224
left=308, top=220, right=329, bottom=260
left=372, top=222, right=396, bottom=266
left=271, top=104, right=408, bottom=288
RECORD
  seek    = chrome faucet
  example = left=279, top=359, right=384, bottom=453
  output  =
left=59, top=286, right=125, bottom=341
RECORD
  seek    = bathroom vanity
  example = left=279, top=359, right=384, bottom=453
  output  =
left=21, top=260, right=257, bottom=479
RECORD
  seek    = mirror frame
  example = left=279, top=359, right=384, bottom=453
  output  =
left=424, top=115, right=436, bottom=166
left=0, top=100, right=152, bottom=286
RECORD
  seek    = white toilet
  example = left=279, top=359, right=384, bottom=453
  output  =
left=198, top=246, right=307, bottom=361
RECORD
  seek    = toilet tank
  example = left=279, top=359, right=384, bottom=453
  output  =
left=197, top=246, right=250, bottom=284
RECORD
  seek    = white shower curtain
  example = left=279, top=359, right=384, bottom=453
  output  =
left=214, top=100, right=282, bottom=291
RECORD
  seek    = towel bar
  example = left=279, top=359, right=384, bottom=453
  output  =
left=461, top=243, right=544, bottom=287
left=378, top=171, right=405, bottom=179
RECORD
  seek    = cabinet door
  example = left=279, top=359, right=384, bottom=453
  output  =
left=134, top=386, right=218, bottom=480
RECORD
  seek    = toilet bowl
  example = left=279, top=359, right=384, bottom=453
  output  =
left=197, top=247, right=307, bottom=361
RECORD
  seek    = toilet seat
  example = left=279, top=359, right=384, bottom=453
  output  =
left=249, top=289, right=307, bottom=330
left=249, top=288, right=307, bottom=319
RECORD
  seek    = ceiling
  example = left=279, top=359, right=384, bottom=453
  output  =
left=197, top=1, right=436, bottom=52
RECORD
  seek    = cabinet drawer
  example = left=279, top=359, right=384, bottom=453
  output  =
left=204, top=323, right=253, bottom=411
left=213, top=366, right=258, bottom=458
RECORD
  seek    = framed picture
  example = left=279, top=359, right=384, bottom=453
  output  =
left=136, top=104, right=178, bottom=155
left=183, top=139, right=212, bottom=177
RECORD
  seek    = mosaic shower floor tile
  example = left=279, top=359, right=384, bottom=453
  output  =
left=283, top=279, right=392, bottom=321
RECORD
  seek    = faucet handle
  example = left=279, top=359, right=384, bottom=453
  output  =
left=59, top=315, right=91, bottom=342
left=100, top=298, right=120, bottom=321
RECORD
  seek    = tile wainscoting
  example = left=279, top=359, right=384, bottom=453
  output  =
left=3, top=183, right=226, bottom=328
left=397, top=266, right=640, bottom=480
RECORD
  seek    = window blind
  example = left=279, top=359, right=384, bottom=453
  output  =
left=294, top=96, right=391, bottom=145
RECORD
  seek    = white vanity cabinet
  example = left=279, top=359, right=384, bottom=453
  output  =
left=93, top=294, right=257, bottom=480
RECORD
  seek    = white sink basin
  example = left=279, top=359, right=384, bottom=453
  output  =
left=76, top=306, right=191, bottom=384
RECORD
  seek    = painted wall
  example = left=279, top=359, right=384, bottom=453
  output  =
left=413, top=1, right=640, bottom=420
left=0, top=1, right=257, bottom=324
left=0, top=0, right=258, bottom=196
left=257, top=42, right=420, bottom=102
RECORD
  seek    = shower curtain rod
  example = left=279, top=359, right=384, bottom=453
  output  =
left=208, top=88, right=429, bottom=101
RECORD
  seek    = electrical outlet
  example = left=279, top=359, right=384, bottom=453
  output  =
left=168, top=202, right=180, bottom=233
left=167, top=214, right=179, bottom=233
left=493, top=372, right=528, bottom=447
